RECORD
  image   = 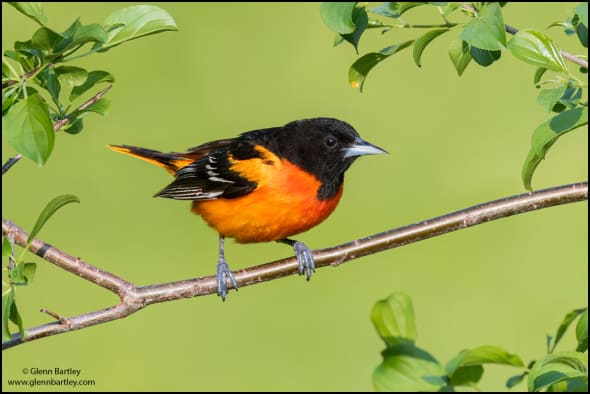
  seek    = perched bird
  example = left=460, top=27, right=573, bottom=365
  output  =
left=110, top=118, right=386, bottom=300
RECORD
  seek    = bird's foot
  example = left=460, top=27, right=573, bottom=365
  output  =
left=293, top=241, right=315, bottom=281
left=216, top=259, right=238, bottom=301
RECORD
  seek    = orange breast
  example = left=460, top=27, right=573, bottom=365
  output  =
left=191, top=148, right=343, bottom=243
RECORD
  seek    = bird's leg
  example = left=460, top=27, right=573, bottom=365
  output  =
left=278, top=238, right=315, bottom=281
left=216, top=236, right=238, bottom=301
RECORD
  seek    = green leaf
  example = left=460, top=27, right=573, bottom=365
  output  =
left=446, top=345, right=524, bottom=386
left=62, top=117, right=83, bottom=135
left=71, top=23, right=108, bottom=48
left=396, top=2, right=428, bottom=16
left=508, top=29, right=568, bottom=73
left=448, top=39, right=472, bottom=76
left=67, top=98, right=110, bottom=123
left=44, top=68, right=61, bottom=107
left=460, top=3, right=506, bottom=50
left=370, top=2, right=400, bottom=18
left=341, top=6, right=369, bottom=53
left=532, top=107, right=587, bottom=157
left=370, top=2, right=428, bottom=19
left=101, top=5, right=178, bottom=50
left=71, top=98, right=110, bottom=118
left=528, top=352, right=588, bottom=392
left=9, top=299, right=25, bottom=340
left=9, top=262, right=37, bottom=285
left=551, top=308, right=587, bottom=353
left=31, top=27, right=63, bottom=51
left=83, top=98, right=110, bottom=115
left=546, top=21, right=572, bottom=30
left=576, top=23, right=588, bottom=48
left=22, top=263, right=36, bottom=284
left=54, top=66, right=88, bottom=90
left=349, top=40, right=414, bottom=92
left=537, top=84, right=567, bottom=113
left=448, top=365, right=484, bottom=386
left=7, top=2, right=47, bottom=26
left=534, top=67, right=547, bottom=86
left=2, top=87, right=18, bottom=115
left=470, top=46, right=501, bottom=67
left=2, top=94, right=54, bottom=166
left=27, top=194, right=80, bottom=246
left=575, top=3, right=588, bottom=27
left=576, top=310, right=588, bottom=352
left=57, top=20, right=108, bottom=54
left=373, top=343, right=445, bottom=392
left=447, top=345, right=525, bottom=369
left=522, top=107, right=588, bottom=190
left=548, top=377, right=588, bottom=392
left=413, top=29, right=450, bottom=67
left=2, top=288, right=15, bottom=342
left=2, top=235, right=13, bottom=257
left=320, top=2, right=356, bottom=34
left=14, top=39, right=43, bottom=59
left=371, top=292, right=417, bottom=347
left=70, top=71, right=114, bottom=101
left=4, top=49, right=21, bottom=63
left=506, top=372, right=528, bottom=389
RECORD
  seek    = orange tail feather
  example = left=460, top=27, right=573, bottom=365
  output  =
left=108, top=145, right=194, bottom=175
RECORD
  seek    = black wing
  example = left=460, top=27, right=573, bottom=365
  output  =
left=154, top=146, right=257, bottom=201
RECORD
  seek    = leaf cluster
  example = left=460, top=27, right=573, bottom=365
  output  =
left=371, top=292, right=588, bottom=392
left=320, top=2, right=588, bottom=190
left=2, top=2, right=178, bottom=165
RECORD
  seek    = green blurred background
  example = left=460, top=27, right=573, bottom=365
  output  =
left=2, top=2, right=587, bottom=391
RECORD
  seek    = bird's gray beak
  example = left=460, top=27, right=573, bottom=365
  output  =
left=343, top=137, right=388, bottom=158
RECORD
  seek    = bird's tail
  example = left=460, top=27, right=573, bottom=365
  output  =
left=108, top=145, right=195, bottom=175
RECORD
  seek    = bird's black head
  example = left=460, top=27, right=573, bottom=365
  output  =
left=272, top=118, right=387, bottom=200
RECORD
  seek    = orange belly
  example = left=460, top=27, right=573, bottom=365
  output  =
left=192, top=159, right=343, bottom=243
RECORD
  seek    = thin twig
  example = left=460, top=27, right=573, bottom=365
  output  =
left=2, top=67, right=40, bottom=90
left=53, top=85, right=113, bottom=131
left=2, top=154, right=22, bottom=176
left=40, top=308, right=71, bottom=327
left=2, top=181, right=587, bottom=350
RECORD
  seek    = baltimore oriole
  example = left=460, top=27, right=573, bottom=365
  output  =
left=109, top=118, right=386, bottom=300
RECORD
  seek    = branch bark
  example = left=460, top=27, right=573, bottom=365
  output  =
left=2, top=181, right=587, bottom=350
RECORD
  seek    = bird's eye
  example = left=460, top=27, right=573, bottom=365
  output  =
left=324, top=136, right=337, bottom=148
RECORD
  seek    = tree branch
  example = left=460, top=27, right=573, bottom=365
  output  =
left=2, top=181, right=588, bottom=350
left=2, top=154, right=22, bottom=175
left=52, top=85, right=113, bottom=131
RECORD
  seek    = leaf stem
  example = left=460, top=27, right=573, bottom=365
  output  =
left=400, top=22, right=459, bottom=29
left=61, top=46, right=105, bottom=63
left=2, top=56, right=20, bottom=81
left=53, top=84, right=112, bottom=131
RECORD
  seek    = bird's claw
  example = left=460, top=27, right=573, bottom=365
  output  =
left=216, top=260, right=238, bottom=301
left=293, top=241, right=315, bottom=281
